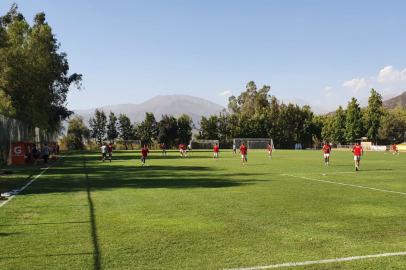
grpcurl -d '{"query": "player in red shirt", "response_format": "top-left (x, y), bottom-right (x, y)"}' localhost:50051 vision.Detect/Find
top-left (239, 143), bottom-right (248, 165)
top-left (352, 142), bottom-right (363, 171)
top-left (392, 144), bottom-right (399, 155)
top-left (322, 142), bottom-right (331, 166)
top-left (267, 143), bottom-right (273, 158)
top-left (179, 144), bottom-right (187, 157)
top-left (141, 145), bottom-right (149, 166)
top-left (213, 143), bottom-right (220, 159)
top-left (108, 143), bottom-right (114, 162)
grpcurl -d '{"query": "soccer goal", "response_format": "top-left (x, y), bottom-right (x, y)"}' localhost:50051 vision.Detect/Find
top-left (191, 139), bottom-right (219, 149)
top-left (233, 138), bottom-right (274, 149)
top-left (115, 140), bottom-right (142, 150)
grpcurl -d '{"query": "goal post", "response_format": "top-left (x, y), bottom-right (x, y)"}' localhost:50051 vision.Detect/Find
top-left (233, 138), bottom-right (274, 149)
top-left (191, 139), bottom-right (219, 149)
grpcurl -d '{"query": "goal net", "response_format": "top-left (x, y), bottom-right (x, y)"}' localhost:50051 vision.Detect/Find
top-left (114, 140), bottom-right (141, 150)
top-left (233, 138), bottom-right (274, 149)
top-left (191, 139), bottom-right (219, 149)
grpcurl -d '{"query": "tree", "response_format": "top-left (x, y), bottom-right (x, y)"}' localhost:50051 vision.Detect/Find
top-left (134, 112), bottom-right (158, 146)
top-left (365, 89), bottom-right (383, 143)
top-left (61, 116), bottom-right (89, 150)
top-left (118, 114), bottom-right (133, 149)
top-left (89, 109), bottom-right (107, 145)
top-left (157, 115), bottom-right (178, 147)
top-left (106, 112), bottom-right (118, 143)
top-left (379, 108), bottom-right (406, 143)
top-left (345, 98), bottom-right (363, 143)
top-left (332, 106), bottom-right (346, 144)
top-left (0, 5), bottom-right (82, 132)
top-left (199, 115), bottom-right (219, 140)
top-left (177, 114), bottom-right (193, 144)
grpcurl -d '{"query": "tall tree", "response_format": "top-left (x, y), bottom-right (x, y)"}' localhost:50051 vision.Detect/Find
top-left (62, 116), bottom-right (89, 150)
top-left (117, 114), bottom-right (133, 149)
top-left (89, 109), bottom-right (107, 145)
top-left (106, 112), bottom-right (118, 143)
top-left (134, 112), bottom-right (158, 146)
top-left (345, 98), bottom-right (363, 143)
top-left (199, 115), bottom-right (219, 140)
top-left (157, 115), bottom-right (178, 147)
top-left (0, 5), bottom-right (81, 132)
top-left (177, 114), bottom-right (193, 144)
top-left (365, 89), bottom-right (383, 143)
top-left (332, 106), bottom-right (346, 144)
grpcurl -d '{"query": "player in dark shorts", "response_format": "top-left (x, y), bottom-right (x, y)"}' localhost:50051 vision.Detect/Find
top-left (141, 145), bottom-right (149, 166)
top-left (108, 143), bottom-right (113, 162)
top-left (160, 143), bottom-right (167, 156)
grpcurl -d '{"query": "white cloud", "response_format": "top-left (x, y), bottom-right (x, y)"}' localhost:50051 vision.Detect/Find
top-left (219, 90), bottom-right (232, 96)
top-left (377, 65), bottom-right (406, 83)
top-left (342, 78), bottom-right (367, 92)
top-left (324, 86), bottom-right (333, 97)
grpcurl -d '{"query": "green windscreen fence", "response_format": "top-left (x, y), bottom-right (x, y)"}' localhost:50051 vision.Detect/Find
top-left (0, 114), bottom-right (34, 165)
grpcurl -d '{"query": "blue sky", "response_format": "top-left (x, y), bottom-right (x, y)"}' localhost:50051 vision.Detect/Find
top-left (1, 1), bottom-right (406, 113)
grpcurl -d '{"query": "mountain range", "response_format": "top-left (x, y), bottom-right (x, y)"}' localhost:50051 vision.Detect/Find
top-left (73, 95), bottom-right (225, 125)
top-left (73, 92), bottom-right (406, 126)
top-left (383, 91), bottom-right (406, 109)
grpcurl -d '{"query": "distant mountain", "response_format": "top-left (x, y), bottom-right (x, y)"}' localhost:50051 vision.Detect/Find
top-left (383, 91), bottom-right (406, 109)
top-left (73, 95), bottom-right (225, 126)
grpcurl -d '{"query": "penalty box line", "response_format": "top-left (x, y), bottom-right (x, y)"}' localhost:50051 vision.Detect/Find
top-left (224, 251), bottom-right (406, 270)
top-left (281, 174), bottom-right (406, 197)
top-left (0, 158), bottom-right (64, 208)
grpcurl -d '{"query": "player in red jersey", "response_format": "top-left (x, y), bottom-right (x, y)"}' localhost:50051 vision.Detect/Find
top-left (141, 145), bottom-right (149, 166)
top-left (392, 144), bottom-right (399, 155)
top-left (267, 143), bottom-right (273, 158)
top-left (107, 143), bottom-right (114, 162)
top-left (179, 144), bottom-right (186, 157)
top-left (213, 143), bottom-right (220, 159)
top-left (322, 142), bottom-right (331, 166)
top-left (352, 142), bottom-right (363, 171)
top-left (239, 143), bottom-right (248, 165)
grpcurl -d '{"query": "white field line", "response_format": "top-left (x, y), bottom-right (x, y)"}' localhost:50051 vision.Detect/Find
top-left (224, 251), bottom-right (406, 270)
top-left (281, 174), bottom-right (406, 196)
top-left (0, 164), bottom-right (54, 208)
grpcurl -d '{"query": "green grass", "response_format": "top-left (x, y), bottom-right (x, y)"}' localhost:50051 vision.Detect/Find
top-left (1, 149), bottom-right (406, 269)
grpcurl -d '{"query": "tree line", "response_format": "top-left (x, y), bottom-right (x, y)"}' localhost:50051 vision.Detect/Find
top-left (63, 112), bottom-right (193, 150)
top-left (65, 81), bottom-right (406, 150)
top-left (198, 81), bottom-right (406, 148)
top-left (0, 5), bottom-right (81, 133)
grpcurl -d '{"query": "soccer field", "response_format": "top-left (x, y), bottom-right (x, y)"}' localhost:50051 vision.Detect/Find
top-left (1, 150), bottom-right (406, 269)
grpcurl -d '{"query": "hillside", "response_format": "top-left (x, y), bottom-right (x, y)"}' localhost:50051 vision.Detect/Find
top-left (73, 95), bottom-right (225, 125)
top-left (383, 91), bottom-right (406, 109)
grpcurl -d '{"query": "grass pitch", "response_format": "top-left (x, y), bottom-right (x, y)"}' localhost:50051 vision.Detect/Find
top-left (1, 149), bottom-right (406, 269)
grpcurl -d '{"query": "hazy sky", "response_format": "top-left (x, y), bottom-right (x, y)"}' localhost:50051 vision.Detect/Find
top-left (1, 1), bottom-right (406, 112)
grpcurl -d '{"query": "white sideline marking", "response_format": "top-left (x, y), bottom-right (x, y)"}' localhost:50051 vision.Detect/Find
top-left (225, 251), bottom-right (406, 270)
top-left (282, 174), bottom-right (406, 196)
top-left (0, 166), bottom-right (52, 208)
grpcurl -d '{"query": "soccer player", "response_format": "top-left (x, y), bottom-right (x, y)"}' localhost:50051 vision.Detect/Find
top-left (213, 143), bottom-right (220, 159)
top-left (352, 142), bottom-right (363, 171)
top-left (239, 142), bottom-right (248, 165)
top-left (179, 144), bottom-right (187, 157)
top-left (107, 143), bottom-right (113, 162)
top-left (392, 144), bottom-right (399, 155)
top-left (160, 143), bottom-right (167, 156)
top-left (267, 143), bottom-right (273, 158)
top-left (141, 145), bottom-right (149, 166)
top-left (232, 143), bottom-right (237, 155)
top-left (322, 142), bottom-right (331, 166)
top-left (100, 143), bottom-right (107, 162)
